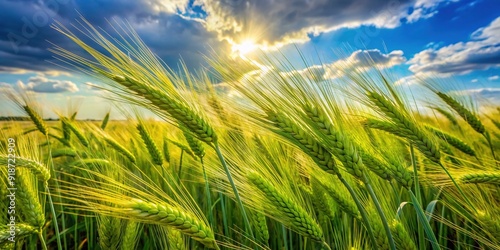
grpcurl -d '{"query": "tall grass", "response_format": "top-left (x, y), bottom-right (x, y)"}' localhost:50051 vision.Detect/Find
top-left (0, 17), bottom-right (498, 250)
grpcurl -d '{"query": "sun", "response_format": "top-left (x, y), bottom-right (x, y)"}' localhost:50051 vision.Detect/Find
top-left (232, 40), bottom-right (258, 56)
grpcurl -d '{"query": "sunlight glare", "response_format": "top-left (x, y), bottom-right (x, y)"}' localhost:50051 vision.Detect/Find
top-left (232, 40), bottom-right (258, 56)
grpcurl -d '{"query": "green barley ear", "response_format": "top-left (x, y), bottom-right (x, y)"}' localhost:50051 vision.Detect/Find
top-left (302, 104), bottom-right (366, 180)
top-left (70, 111), bottom-right (78, 121)
top-left (489, 117), bottom-right (500, 130)
top-left (251, 211), bottom-right (269, 245)
top-left (113, 75), bottom-right (218, 145)
top-left (103, 136), bottom-right (137, 163)
top-left (369, 211), bottom-right (390, 250)
top-left (310, 178), bottom-right (338, 220)
top-left (98, 216), bottom-right (121, 250)
top-left (425, 125), bottom-right (476, 156)
top-left (163, 138), bottom-right (171, 163)
top-left (167, 139), bottom-right (196, 159)
top-left (101, 112), bottom-right (110, 130)
top-left (61, 118), bottom-right (72, 141)
top-left (121, 221), bottom-right (140, 250)
top-left (267, 111), bottom-right (339, 175)
top-left (61, 117), bottom-right (89, 147)
top-left (247, 171), bottom-right (324, 242)
top-left (390, 220), bottom-right (417, 250)
top-left (460, 172), bottom-right (500, 186)
top-left (16, 171), bottom-right (45, 228)
top-left (475, 211), bottom-right (500, 240)
top-left (359, 150), bottom-right (392, 181)
top-left (0, 223), bottom-right (38, 245)
top-left (435, 92), bottom-right (485, 134)
top-left (363, 118), bottom-right (408, 138)
top-left (0, 155), bottom-right (50, 183)
top-left (431, 107), bottom-right (458, 126)
top-left (125, 199), bottom-right (216, 248)
top-left (24, 105), bottom-right (48, 136)
top-left (386, 160), bottom-right (414, 189)
top-left (182, 127), bottom-right (206, 160)
top-left (367, 92), bottom-right (441, 163)
top-left (167, 229), bottom-right (186, 250)
top-left (137, 123), bottom-right (163, 165)
top-left (313, 176), bottom-right (361, 220)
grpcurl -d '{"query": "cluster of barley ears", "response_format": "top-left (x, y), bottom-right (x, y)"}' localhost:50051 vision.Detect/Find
top-left (0, 17), bottom-right (499, 250)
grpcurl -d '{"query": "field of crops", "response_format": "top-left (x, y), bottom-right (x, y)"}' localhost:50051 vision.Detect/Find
top-left (1, 20), bottom-right (500, 250)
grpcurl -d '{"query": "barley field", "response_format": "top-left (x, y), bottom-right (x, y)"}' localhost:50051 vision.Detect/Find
top-left (1, 19), bottom-right (500, 250)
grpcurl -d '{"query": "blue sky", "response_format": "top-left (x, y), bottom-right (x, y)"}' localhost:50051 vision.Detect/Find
top-left (0, 0), bottom-right (499, 119)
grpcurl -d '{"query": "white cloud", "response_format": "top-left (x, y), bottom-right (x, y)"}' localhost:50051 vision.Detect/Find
top-left (488, 75), bottom-right (499, 81)
top-left (471, 78), bottom-right (478, 83)
top-left (454, 88), bottom-right (500, 103)
top-left (324, 49), bottom-right (406, 79)
top-left (278, 49), bottom-right (406, 82)
top-left (408, 17), bottom-right (500, 76)
top-left (19, 76), bottom-right (79, 93)
top-left (192, 0), bottom-right (451, 50)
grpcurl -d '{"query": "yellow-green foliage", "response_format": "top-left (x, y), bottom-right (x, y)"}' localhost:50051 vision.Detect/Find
top-left (0, 17), bottom-right (499, 250)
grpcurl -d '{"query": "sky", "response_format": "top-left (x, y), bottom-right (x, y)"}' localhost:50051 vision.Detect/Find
top-left (0, 0), bottom-right (499, 119)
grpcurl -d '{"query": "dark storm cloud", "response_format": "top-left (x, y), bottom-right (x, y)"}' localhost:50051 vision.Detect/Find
top-left (194, 0), bottom-right (450, 46)
top-left (0, 0), bottom-right (225, 74)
